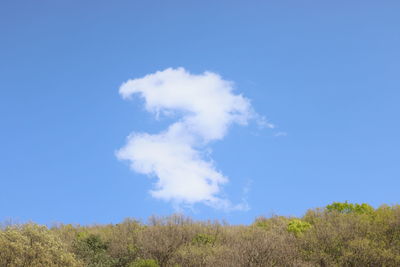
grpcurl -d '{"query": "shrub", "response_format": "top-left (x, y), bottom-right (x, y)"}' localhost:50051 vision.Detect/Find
top-left (73, 233), bottom-right (116, 267)
top-left (287, 219), bottom-right (311, 237)
top-left (191, 233), bottom-right (216, 246)
top-left (0, 223), bottom-right (81, 267)
top-left (129, 258), bottom-right (159, 267)
top-left (326, 201), bottom-right (374, 214)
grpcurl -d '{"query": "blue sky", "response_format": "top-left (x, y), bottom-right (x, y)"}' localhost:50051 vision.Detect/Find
top-left (1, 1), bottom-right (399, 225)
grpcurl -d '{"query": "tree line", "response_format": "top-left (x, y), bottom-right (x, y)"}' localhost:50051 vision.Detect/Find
top-left (1, 202), bottom-right (399, 266)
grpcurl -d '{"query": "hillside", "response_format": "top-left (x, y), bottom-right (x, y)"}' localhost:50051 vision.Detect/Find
top-left (1, 202), bottom-right (399, 267)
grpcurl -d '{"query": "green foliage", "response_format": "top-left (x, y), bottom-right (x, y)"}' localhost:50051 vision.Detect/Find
top-left (253, 216), bottom-right (291, 231)
top-left (253, 217), bottom-right (269, 230)
top-left (287, 219), bottom-right (311, 236)
top-left (129, 258), bottom-right (159, 267)
top-left (191, 233), bottom-right (216, 246)
top-left (73, 233), bottom-right (116, 267)
top-left (79, 233), bottom-right (108, 252)
top-left (326, 201), bottom-right (374, 214)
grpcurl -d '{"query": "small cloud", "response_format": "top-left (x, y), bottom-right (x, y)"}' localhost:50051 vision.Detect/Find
top-left (274, 132), bottom-right (288, 137)
top-left (257, 116), bottom-right (275, 129)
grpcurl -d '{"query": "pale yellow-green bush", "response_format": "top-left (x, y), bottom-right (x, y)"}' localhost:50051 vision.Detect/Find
top-left (0, 223), bottom-right (81, 267)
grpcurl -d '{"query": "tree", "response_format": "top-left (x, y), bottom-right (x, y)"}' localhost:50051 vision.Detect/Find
top-left (0, 223), bottom-right (81, 267)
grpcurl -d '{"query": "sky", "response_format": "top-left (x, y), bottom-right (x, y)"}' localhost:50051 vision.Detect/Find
top-left (1, 1), bottom-right (399, 225)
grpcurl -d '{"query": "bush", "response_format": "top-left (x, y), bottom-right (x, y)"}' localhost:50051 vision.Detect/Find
top-left (191, 233), bottom-right (216, 246)
top-left (129, 258), bottom-right (159, 267)
top-left (0, 223), bottom-right (81, 267)
top-left (326, 201), bottom-right (374, 214)
top-left (73, 233), bottom-right (116, 267)
top-left (287, 219), bottom-right (311, 237)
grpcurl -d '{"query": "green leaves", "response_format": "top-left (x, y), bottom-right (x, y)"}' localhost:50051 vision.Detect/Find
top-left (326, 201), bottom-right (374, 214)
top-left (191, 233), bottom-right (216, 246)
top-left (129, 259), bottom-right (159, 267)
top-left (287, 219), bottom-right (311, 237)
top-left (73, 233), bottom-right (116, 267)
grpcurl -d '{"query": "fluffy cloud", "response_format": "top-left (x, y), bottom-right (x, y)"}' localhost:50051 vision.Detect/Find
top-left (117, 68), bottom-right (261, 209)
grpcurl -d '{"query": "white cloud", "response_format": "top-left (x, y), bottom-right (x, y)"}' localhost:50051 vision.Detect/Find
top-left (117, 68), bottom-right (264, 210)
top-left (274, 131), bottom-right (288, 137)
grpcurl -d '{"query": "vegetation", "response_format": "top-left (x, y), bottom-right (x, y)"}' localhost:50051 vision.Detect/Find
top-left (1, 202), bottom-right (399, 266)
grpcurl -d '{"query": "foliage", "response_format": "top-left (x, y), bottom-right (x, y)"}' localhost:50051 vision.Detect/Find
top-left (252, 217), bottom-right (270, 230)
top-left (0, 223), bottom-right (81, 267)
top-left (287, 219), bottom-right (311, 236)
top-left (191, 233), bottom-right (216, 246)
top-left (73, 233), bottom-right (116, 267)
top-left (129, 259), bottom-right (159, 267)
top-left (326, 201), bottom-right (374, 214)
top-left (1, 202), bottom-right (400, 266)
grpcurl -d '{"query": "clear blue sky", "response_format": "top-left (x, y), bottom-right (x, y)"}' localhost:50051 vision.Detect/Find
top-left (1, 1), bottom-right (399, 225)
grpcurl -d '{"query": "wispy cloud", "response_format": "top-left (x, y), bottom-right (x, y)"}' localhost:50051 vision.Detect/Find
top-left (274, 132), bottom-right (288, 137)
top-left (117, 68), bottom-right (264, 210)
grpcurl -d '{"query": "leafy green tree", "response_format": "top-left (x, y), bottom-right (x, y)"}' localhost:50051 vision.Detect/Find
top-left (326, 201), bottom-right (374, 214)
top-left (287, 219), bottom-right (311, 237)
top-left (73, 233), bottom-right (115, 267)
